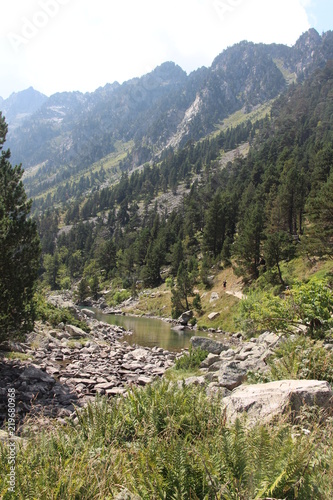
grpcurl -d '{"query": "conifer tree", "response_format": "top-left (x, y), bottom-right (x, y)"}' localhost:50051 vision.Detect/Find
top-left (305, 171), bottom-right (333, 257)
top-left (0, 113), bottom-right (40, 338)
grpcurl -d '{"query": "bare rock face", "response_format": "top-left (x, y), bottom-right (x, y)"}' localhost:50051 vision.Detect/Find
top-left (223, 380), bottom-right (333, 424)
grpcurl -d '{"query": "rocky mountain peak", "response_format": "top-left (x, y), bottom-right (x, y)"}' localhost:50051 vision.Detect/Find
top-left (2, 87), bottom-right (47, 129)
top-left (294, 28), bottom-right (322, 52)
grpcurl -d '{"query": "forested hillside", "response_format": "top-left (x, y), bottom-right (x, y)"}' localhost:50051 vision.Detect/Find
top-left (5, 28), bottom-right (333, 214)
top-left (37, 61), bottom-right (333, 315)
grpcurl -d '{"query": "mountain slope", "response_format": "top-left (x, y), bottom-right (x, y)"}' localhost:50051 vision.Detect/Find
top-left (4, 29), bottom-right (333, 198)
top-left (1, 87), bottom-right (47, 130)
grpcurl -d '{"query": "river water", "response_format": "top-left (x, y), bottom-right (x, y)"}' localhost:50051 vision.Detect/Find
top-left (92, 310), bottom-right (210, 352)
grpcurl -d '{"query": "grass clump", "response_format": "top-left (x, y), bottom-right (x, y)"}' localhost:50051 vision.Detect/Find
top-left (248, 335), bottom-right (333, 385)
top-left (174, 346), bottom-right (208, 370)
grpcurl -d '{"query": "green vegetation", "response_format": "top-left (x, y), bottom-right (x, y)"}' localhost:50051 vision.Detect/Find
top-left (2, 381), bottom-right (333, 499)
top-left (174, 346), bottom-right (208, 370)
top-left (237, 276), bottom-right (333, 339)
top-left (29, 63), bottom-right (332, 338)
top-left (35, 293), bottom-right (89, 332)
top-left (268, 336), bottom-right (333, 384)
top-left (0, 113), bottom-right (40, 340)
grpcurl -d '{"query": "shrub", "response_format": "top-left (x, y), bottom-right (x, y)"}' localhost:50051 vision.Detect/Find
top-left (268, 336), bottom-right (333, 384)
top-left (237, 277), bottom-right (333, 339)
top-left (189, 317), bottom-right (197, 326)
top-left (175, 345), bottom-right (208, 370)
top-left (35, 294), bottom-right (89, 332)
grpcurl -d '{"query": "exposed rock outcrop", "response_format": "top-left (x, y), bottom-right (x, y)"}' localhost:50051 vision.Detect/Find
top-left (223, 380), bottom-right (333, 424)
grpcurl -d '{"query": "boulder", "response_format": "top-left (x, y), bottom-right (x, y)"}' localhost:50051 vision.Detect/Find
top-left (178, 310), bottom-right (193, 325)
top-left (191, 336), bottom-right (228, 354)
top-left (20, 365), bottom-right (56, 384)
top-left (257, 331), bottom-right (281, 348)
top-left (208, 312), bottom-right (220, 321)
top-left (217, 362), bottom-right (247, 390)
top-left (183, 375), bottom-right (206, 386)
top-left (223, 380), bottom-right (333, 424)
top-left (65, 325), bottom-right (87, 338)
top-left (131, 348), bottom-right (148, 361)
top-left (210, 292), bottom-right (219, 303)
top-left (0, 341), bottom-right (25, 353)
top-left (48, 295), bottom-right (75, 310)
top-left (81, 308), bottom-right (95, 318)
top-left (171, 325), bottom-right (185, 332)
top-left (200, 353), bottom-right (221, 368)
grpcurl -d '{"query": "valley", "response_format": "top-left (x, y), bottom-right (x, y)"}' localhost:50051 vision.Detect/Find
top-left (1, 27), bottom-right (333, 499)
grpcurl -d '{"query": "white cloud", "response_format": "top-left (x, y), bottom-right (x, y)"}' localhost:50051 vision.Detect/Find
top-left (0, 0), bottom-right (311, 99)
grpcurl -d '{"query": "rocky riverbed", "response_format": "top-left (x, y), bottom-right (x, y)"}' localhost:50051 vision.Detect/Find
top-left (2, 293), bottom-right (332, 431)
top-left (0, 305), bottom-right (178, 428)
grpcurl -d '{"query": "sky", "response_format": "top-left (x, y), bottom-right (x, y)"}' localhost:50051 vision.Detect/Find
top-left (0, 0), bottom-right (332, 100)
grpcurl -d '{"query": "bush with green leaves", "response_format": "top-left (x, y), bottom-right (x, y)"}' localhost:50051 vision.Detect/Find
top-left (238, 276), bottom-right (333, 338)
top-left (108, 289), bottom-right (131, 306)
top-left (175, 345), bottom-right (208, 370)
top-left (35, 294), bottom-right (89, 332)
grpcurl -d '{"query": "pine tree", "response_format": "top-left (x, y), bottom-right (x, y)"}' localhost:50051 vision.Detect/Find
top-left (0, 113), bottom-right (40, 338)
top-left (305, 171), bottom-right (333, 257)
top-left (170, 239), bottom-right (184, 276)
top-left (234, 201), bottom-right (264, 280)
top-left (171, 261), bottom-right (194, 318)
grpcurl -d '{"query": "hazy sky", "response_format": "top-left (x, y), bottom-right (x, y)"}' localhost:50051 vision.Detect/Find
top-left (1, 0), bottom-right (332, 99)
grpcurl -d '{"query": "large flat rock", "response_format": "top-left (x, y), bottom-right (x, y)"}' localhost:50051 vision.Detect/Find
top-left (223, 379), bottom-right (333, 424)
top-left (190, 336), bottom-right (228, 354)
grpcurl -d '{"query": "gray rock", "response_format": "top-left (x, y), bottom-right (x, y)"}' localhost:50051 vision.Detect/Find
top-left (183, 375), bottom-right (206, 386)
top-left (217, 362), bottom-right (247, 390)
top-left (190, 336), bottom-right (228, 354)
top-left (178, 310), bottom-right (193, 325)
top-left (210, 292), bottom-right (219, 303)
top-left (208, 312), bottom-right (220, 320)
top-left (200, 353), bottom-right (221, 368)
top-left (137, 376), bottom-right (153, 385)
top-left (223, 380), bottom-right (333, 424)
top-left (20, 365), bottom-right (56, 384)
top-left (106, 387), bottom-right (127, 396)
top-left (207, 361), bottom-right (224, 372)
top-left (114, 488), bottom-right (141, 500)
top-left (0, 341), bottom-right (25, 353)
top-left (206, 383), bottom-right (231, 398)
top-left (81, 308), bottom-right (96, 318)
top-left (94, 382), bottom-right (117, 390)
top-left (65, 325), bottom-right (87, 338)
top-left (131, 348), bottom-right (148, 361)
top-left (257, 331), bottom-right (281, 347)
top-left (171, 325), bottom-right (185, 332)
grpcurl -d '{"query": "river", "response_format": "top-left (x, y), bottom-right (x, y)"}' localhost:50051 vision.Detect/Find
top-left (91, 310), bottom-right (210, 352)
